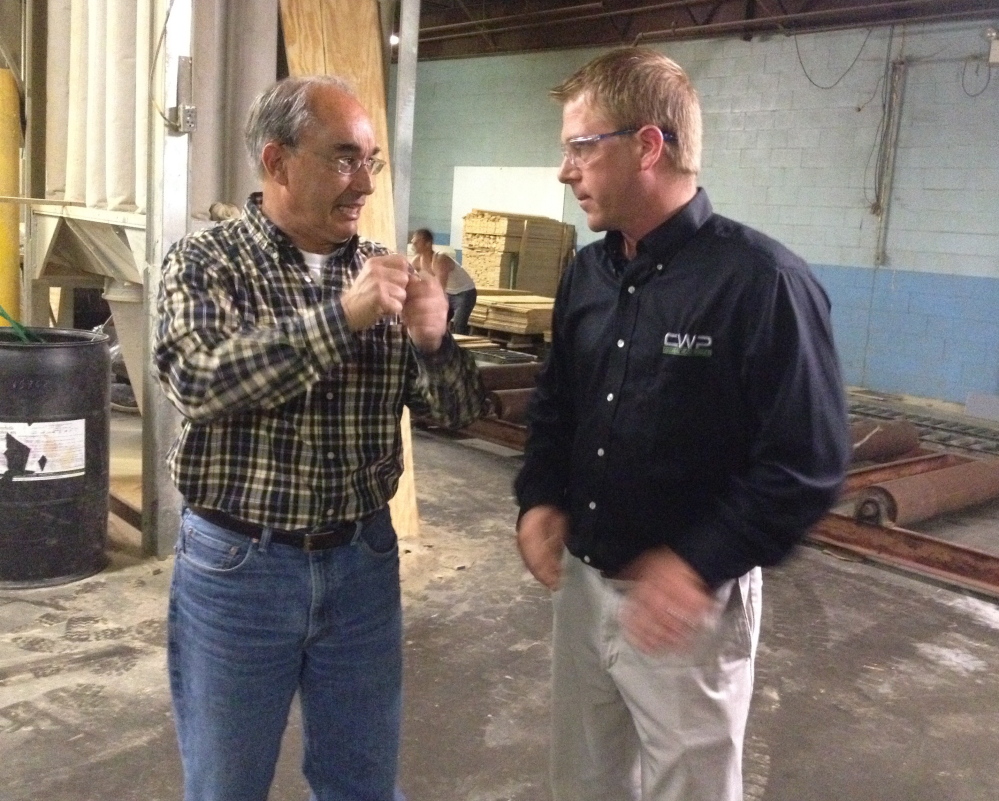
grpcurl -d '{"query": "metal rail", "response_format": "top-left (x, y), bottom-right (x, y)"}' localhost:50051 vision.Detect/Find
top-left (851, 401), bottom-right (999, 456)
top-left (810, 513), bottom-right (999, 599)
top-left (439, 389), bottom-right (999, 596)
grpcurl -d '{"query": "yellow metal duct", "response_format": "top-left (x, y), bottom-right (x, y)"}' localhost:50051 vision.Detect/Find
top-left (0, 69), bottom-right (21, 323)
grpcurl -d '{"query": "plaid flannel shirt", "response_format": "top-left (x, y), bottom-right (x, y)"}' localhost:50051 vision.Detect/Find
top-left (155, 194), bottom-right (485, 528)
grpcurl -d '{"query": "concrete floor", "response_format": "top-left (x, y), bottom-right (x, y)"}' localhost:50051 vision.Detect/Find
top-left (2, 427), bottom-right (999, 800)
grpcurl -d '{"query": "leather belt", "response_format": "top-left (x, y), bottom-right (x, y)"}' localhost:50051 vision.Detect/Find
top-left (188, 506), bottom-right (360, 551)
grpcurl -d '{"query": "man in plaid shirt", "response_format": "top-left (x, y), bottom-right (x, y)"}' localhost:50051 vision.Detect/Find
top-left (155, 75), bottom-right (484, 801)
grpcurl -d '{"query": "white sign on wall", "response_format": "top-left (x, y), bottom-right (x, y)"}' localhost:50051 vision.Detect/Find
top-left (450, 166), bottom-right (565, 249)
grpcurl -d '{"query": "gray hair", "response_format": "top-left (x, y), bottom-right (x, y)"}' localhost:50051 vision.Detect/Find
top-left (244, 75), bottom-right (356, 177)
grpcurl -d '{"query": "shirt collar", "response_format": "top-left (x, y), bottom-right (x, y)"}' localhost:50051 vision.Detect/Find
top-left (605, 187), bottom-right (713, 272)
top-left (243, 192), bottom-right (359, 263)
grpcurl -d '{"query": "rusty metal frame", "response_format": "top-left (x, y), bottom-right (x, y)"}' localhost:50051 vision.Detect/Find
top-left (809, 451), bottom-right (999, 598)
top-left (840, 451), bottom-right (966, 497)
top-left (462, 417), bottom-right (528, 451)
top-left (452, 409), bottom-right (999, 596)
top-left (809, 513), bottom-right (999, 599)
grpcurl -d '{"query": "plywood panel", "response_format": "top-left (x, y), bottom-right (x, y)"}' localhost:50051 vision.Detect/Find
top-left (280, 0), bottom-right (395, 249)
top-left (279, 0), bottom-right (418, 538)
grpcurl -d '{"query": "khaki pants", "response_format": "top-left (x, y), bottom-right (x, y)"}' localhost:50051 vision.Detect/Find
top-left (550, 555), bottom-right (762, 801)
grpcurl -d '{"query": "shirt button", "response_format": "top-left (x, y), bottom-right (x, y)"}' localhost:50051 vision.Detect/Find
top-left (304, 276), bottom-right (313, 283)
top-left (617, 339), bottom-right (624, 348)
top-left (588, 501), bottom-right (596, 510)
top-left (628, 285), bottom-right (635, 294)
top-left (583, 555), bottom-right (591, 564)
top-left (597, 448), bottom-right (604, 457)
top-left (606, 393), bottom-right (614, 402)
top-left (657, 263), bottom-right (663, 271)
top-left (326, 392), bottom-right (334, 400)
top-left (326, 451), bottom-right (334, 459)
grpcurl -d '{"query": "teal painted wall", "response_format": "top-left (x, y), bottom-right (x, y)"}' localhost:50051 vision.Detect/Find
top-left (393, 21), bottom-right (999, 405)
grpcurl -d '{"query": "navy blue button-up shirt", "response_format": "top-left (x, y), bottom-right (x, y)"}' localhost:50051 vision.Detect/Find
top-left (515, 189), bottom-right (850, 587)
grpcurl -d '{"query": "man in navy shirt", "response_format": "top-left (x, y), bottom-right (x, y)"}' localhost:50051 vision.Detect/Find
top-left (515, 47), bottom-right (850, 801)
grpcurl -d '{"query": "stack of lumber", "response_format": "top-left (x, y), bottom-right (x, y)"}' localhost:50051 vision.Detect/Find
top-left (452, 333), bottom-right (500, 351)
top-left (468, 292), bottom-right (554, 335)
top-left (462, 209), bottom-right (574, 296)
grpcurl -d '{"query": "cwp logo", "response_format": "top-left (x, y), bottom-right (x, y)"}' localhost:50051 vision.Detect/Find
top-left (663, 332), bottom-right (713, 357)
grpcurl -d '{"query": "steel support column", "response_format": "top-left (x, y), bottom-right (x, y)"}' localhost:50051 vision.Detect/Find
top-left (393, 0), bottom-right (420, 254)
top-left (142, 0), bottom-right (190, 557)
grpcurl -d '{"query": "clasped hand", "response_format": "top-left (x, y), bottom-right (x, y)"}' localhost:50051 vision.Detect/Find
top-left (516, 506), bottom-right (717, 654)
top-left (340, 254), bottom-right (448, 353)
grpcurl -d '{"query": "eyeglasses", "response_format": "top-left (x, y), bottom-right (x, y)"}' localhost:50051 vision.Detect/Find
top-left (299, 148), bottom-right (387, 176)
top-left (559, 127), bottom-right (678, 168)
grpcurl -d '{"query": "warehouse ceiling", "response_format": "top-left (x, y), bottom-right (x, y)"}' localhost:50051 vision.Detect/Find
top-left (412, 0), bottom-right (999, 60)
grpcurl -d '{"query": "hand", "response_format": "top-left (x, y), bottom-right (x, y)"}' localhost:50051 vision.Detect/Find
top-left (340, 254), bottom-right (410, 332)
top-left (401, 264), bottom-right (449, 353)
top-left (516, 505), bottom-right (569, 590)
top-left (618, 548), bottom-right (716, 653)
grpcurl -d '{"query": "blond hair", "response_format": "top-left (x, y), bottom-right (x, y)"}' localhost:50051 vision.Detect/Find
top-left (551, 47), bottom-right (701, 175)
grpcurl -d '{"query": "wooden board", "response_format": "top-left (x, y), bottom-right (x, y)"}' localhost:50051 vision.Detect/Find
top-left (462, 209), bottom-right (573, 298)
top-left (280, 0), bottom-right (396, 251)
top-left (462, 248), bottom-right (515, 289)
top-left (476, 287), bottom-right (535, 297)
top-left (464, 208), bottom-right (565, 236)
top-left (280, 0), bottom-right (419, 538)
top-left (453, 333), bottom-right (500, 350)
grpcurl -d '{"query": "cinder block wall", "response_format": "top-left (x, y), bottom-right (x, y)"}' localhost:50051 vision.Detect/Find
top-left (395, 22), bottom-right (999, 405)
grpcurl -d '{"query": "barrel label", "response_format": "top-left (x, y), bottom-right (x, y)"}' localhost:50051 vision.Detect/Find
top-left (0, 420), bottom-right (86, 482)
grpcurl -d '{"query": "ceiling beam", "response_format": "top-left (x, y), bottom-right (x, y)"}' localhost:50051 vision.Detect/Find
top-left (421, 0), bottom-right (723, 43)
top-left (421, 2), bottom-right (604, 34)
top-left (453, 0), bottom-right (498, 50)
top-left (635, 0), bottom-right (999, 42)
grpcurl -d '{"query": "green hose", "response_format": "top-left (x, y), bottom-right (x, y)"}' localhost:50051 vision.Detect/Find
top-left (0, 302), bottom-right (43, 343)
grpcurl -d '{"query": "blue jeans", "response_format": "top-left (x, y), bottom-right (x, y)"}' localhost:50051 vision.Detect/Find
top-left (168, 507), bottom-right (403, 801)
top-left (447, 288), bottom-right (477, 335)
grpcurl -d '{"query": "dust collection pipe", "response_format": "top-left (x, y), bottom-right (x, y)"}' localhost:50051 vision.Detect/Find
top-left (0, 69), bottom-right (20, 323)
top-left (488, 388), bottom-right (534, 424)
top-left (850, 418), bottom-right (921, 463)
top-left (854, 458), bottom-right (999, 527)
top-left (478, 362), bottom-right (542, 392)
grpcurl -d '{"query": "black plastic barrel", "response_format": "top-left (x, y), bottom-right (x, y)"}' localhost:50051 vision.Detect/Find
top-left (0, 327), bottom-right (111, 587)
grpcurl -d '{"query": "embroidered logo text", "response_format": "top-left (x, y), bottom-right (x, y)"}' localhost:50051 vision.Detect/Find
top-left (663, 332), bottom-right (713, 357)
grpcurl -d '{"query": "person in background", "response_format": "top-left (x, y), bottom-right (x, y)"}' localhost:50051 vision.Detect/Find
top-left (410, 228), bottom-right (477, 334)
top-left (514, 47), bottom-right (851, 801)
top-left (155, 74), bottom-right (485, 801)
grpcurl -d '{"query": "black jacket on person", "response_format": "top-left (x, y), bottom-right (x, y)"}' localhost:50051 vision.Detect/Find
top-left (514, 189), bottom-right (851, 588)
